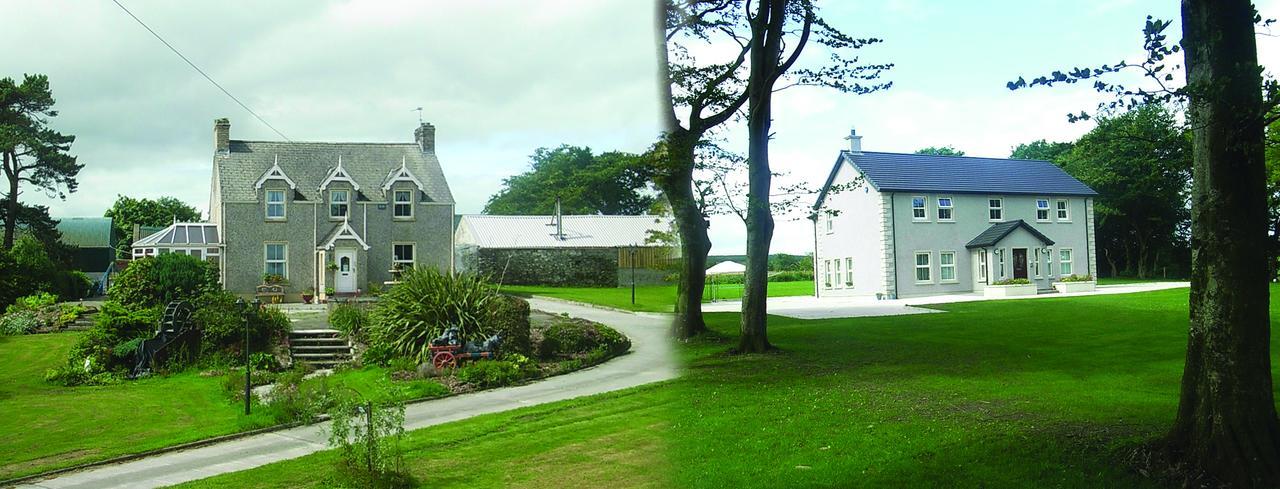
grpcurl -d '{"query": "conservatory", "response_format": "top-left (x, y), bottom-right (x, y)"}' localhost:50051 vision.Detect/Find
top-left (131, 222), bottom-right (222, 264)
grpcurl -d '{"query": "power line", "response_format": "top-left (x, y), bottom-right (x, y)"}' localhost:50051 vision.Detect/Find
top-left (110, 0), bottom-right (291, 141)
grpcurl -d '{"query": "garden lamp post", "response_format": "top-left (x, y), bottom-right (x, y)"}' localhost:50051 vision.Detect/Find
top-left (629, 245), bottom-right (637, 305)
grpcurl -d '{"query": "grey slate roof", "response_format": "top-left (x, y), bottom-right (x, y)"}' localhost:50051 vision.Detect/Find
top-left (456, 215), bottom-right (673, 249)
top-left (814, 151), bottom-right (1096, 209)
top-left (216, 141), bottom-right (454, 204)
top-left (965, 219), bottom-right (1054, 248)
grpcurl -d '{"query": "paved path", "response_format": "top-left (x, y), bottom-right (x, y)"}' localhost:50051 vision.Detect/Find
top-left (703, 281), bottom-right (1190, 319)
top-left (20, 299), bottom-right (675, 489)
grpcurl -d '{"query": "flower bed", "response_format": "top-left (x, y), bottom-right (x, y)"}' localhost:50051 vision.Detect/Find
top-left (984, 279), bottom-right (1037, 298)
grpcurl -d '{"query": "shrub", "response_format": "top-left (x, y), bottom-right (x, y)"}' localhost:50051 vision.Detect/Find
top-left (368, 268), bottom-right (497, 362)
top-left (769, 270), bottom-right (813, 282)
top-left (52, 270), bottom-right (94, 301)
top-left (991, 278), bottom-right (1032, 286)
top-left (535, 317), bottom-right (630, 360)
top-left (8, 292), bottom-right (58, 313)
top-left (0, 310), bottom-right (40, 336)
top-left (66, 301), bottom-right (162, 374)
top-left (327, 395), bottom-right (410, 488)
top-left (487, 295), bottom-right (531, 356)
top-left (1059, 274), bottom-right (1095, 283)
top-left (194, 290), bottom-right (289, 359)
top-left (330, 303), bottom-right (370, 341)
top-left (110, 254), bottom-right (218, 309)
top-left (454, 360), bottom-right (524, 388)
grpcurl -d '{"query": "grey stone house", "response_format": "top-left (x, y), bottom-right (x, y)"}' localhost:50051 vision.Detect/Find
top-left (454, 213), bottom-right (675, 287)
top-left (812, 130), bottom-right (1098, 299)
top-left (208, 118), bottom-right (454, 300)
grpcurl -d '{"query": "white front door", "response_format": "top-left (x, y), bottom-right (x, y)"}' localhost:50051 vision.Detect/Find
top-left (335, 249), bottom-right (357, 293)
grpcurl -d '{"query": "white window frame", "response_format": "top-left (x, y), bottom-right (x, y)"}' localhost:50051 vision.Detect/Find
top-left (936, 196), bottom-right (954, 222)
top-left (265, 189), bottom-right (287, 220)
top-left (393, 189), bottom-right (414, 219)
top-left (1032, 248), bottom-right (1041, 278)
top-left (939, 251), bottom-right (957, 283)
top-left (988, 198), bottom-right (1003, 222)
top-left (1046, 247), bottom-right (1056, 278)
top-left (1056, 199), bottom-right (1071, 222)
top-left (1035, 198), bottom-right (1050, 222)
top-left (825, 214), bottom-right (833, 234)
top-left (914, 251), bottom-right (933, 284)
top-left (997, 248), bottom-right (1006, 279)
top-left (392, 242), bottom-right (416, 269)
top-left (1060, 248), bottom-right (1073, 276)
top-left (911, 196), bottom-right (928, 221)
top-left (824, 260), bottom-right (833, 287)
top-left (844, 257), bottom-right (853, 287)
top-left (978, 250), bottom-right (988, 282)
top-left (833, 259), bottom-right (842, 288)
top-left (329, 189), bottom-right (350, 219)
top-left (264, 242), bottom-right (288, 279)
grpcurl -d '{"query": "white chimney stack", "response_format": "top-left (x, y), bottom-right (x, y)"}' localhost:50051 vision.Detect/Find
top-left (845, 128), bottom-right (862, 154)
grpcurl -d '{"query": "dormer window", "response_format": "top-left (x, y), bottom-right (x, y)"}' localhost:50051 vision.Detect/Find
top-left (330, 189), bottom-right (349, 218)
top-left (266, 189), bottom-right (286, 220)
top-left (393, 189), bottom-right (413, 219)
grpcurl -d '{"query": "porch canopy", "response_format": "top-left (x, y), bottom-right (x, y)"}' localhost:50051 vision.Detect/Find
top-left (964, 219), bottom-right (1054, 249)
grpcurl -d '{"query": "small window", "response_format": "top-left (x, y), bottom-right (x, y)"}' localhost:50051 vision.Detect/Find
top-left (988, 198), bottom-right (1003, 221)
top-left (1056, 199), bottom-right (1070, 221)
top-left (1046, 247), bottom-right (1055, 277)
top-left (844, 257), bottom-right (853, 287)
top-left (393, 243), bottom-right (415, 269)
top-left (330, 190), bottom-right (349, 218)
top-left (265, 243), bottom-right (287, 278)
top-left (393, 190), bottom-right (413, 219)
top-left (1060, 248), bottom-right (1073, 276)
top-left (939, 251), bottom-right (956, 282)
top-left (978, 250), bottom-right (988, 281)
top-left (915, 252), bottom-right (932, 283)
top-left (824, 260), bottom-right (832, 287)
top-left (1032, 248), bottom-right (1041, 277)
top-left (1036, 199), bottom-right (1050, 221)
top-left (825, 214), bottom-right (833, 233)
top-left (997, 249), bottom-right (1005, 278)
top-left (937, 197), bottom-right (953, 221)
top-left (266, 189), bottom-right (286, 220)
top-left (912, 196), bottom-right (927, 221)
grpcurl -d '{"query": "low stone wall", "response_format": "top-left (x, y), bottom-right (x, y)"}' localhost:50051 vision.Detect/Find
top-left (476, 248), bottom-right (619, 287)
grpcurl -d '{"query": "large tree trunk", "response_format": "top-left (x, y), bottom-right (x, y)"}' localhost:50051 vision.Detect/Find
top-left (657, 132), bottom-right (712, 339)
top-left (1105, 247), bottom-right (1119, 278)
top-left (3, 151), bottom-right (16, 249)
top-left (1166, 0), bottom-right (1280, 485)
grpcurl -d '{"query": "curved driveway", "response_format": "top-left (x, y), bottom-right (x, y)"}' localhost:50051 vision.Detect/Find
top-left (21, 298), bottom-right (675, 489)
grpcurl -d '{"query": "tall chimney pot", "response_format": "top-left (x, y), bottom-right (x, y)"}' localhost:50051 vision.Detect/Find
top-left (414, 122), bottom-right (436, 153)
top-left (214, 118), bottom-right (231, 155)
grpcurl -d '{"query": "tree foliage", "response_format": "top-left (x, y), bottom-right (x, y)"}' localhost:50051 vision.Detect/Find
top-left (913, 146), bottom-right (965, 157)
top-left (0, 74), bottom-right (80, 248)
top-left (103, 195), bottom-right (201, 257)
top-left (1009, 139), bottom-right (1074, 162)
top-left (483, 145), bottom-right (655, 215)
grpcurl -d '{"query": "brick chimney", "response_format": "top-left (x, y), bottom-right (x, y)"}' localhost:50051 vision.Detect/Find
top-left (214, 118), bottom-right (230, 155)
top-left (414, 122), bottom-right (435, 153)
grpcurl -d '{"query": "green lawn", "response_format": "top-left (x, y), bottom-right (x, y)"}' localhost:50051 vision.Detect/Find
top-left (175, 286), bottom-right (1275, 488)
top-left (503, 280), bottom-right (814, 313)
top-left (0, 333), bottom-right (283, 480)
top-left (1098, 276), bottom-right (1183, 285)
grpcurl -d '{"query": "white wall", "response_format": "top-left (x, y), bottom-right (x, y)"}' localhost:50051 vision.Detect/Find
top-left (814, 162), bottom-right (886, 298)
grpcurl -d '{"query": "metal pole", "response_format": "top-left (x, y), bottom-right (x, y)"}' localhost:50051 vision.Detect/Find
top-left (245, 298), bottom-right (261, 415)
top-left (630, 247), bottom-right (636, 305)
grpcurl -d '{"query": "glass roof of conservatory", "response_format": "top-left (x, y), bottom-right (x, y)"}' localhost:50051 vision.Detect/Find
top-left (132, 222), bottom-right (220, 247)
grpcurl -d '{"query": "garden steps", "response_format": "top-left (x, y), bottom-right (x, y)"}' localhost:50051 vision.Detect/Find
top-left (287, 329), bottom-right (352, 368)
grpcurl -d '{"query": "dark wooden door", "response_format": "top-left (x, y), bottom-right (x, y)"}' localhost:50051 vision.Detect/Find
top-left (1012, 248), bottom-right (1028, 279)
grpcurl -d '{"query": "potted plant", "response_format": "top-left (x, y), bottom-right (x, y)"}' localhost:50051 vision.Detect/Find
top-left (1052, 274), bottom-right (1096, 293)
top-left (302, 287), bottom-right (315, 304)
top-left (984, 278), bottom-right (1037, 298)
top-left (327, 262), bottom-right (339, 272)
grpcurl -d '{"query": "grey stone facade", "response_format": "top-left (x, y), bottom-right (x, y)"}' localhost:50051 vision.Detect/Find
top-left (472, 248), bottom-right (618, 287)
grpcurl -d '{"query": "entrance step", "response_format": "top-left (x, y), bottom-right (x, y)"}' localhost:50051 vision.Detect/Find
top-left (287, 329), bottom-right (353, 368)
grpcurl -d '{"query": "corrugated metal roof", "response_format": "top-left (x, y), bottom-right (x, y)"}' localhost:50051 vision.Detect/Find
top-left (217, 140), bottom-right (454, 204)
top-left (456, 215), bottom-right (673, 249)
top-left (965, 220), bottom-right (1055, 248)
top-left (814, 151), bottom-right (1096, 209)
top-left (133, 222), bottom-right (220, 247)
top-left (56, 217), bottom-right (115, 248)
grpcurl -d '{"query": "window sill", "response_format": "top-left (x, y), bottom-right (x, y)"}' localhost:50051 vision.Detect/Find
top-left (1057, 220), bottom-right (1073, 224)
top-left (940, 280), bottom-right (959, 284)
top-left (392, 217), bottom-right (415, 222)
top-left (915, 281), bottom-right (936, 285)
top-left (936, 220), bottom-right (955, 224)
top-left (265, 218), bottom-right (287, 222)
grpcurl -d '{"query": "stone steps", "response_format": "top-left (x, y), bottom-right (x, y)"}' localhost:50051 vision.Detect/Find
top-left (288, 329), bottom-right (352, 368)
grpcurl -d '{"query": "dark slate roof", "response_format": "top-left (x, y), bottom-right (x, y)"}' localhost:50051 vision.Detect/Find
top-left (56, 217), bottom-right (115, 248)
top-left (965, 220), bottom-right (1055, 248)
top-left (813, 151), bottom-right (1096, 209)
top-left (216, 140), bottom-right (453, 204)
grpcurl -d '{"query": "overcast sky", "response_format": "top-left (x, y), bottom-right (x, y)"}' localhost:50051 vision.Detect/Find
top-left (5, 1), bottom-right (1280, 256)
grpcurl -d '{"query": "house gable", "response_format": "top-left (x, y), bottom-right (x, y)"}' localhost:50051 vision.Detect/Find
top-left (253, 156), bottom-right (298, 190)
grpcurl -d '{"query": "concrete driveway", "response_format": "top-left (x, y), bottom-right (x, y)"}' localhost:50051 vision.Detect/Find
top-left (702, 281), bottom-right (1190, 319)
top-left (19, 298), bottom-right (675, 489)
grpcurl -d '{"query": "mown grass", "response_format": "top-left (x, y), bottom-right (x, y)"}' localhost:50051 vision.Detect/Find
top-left (175, 284), bottom-right (1273, 488)
top-left (503, 280), bottom-right (814, 313)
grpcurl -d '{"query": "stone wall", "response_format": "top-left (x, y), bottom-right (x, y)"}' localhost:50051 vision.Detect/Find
top-left (476, 248), bottom-right (619, 287)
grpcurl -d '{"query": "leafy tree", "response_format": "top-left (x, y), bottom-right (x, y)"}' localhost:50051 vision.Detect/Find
top-left (1011, 5), bottom-right (1280, 484)
top-left (1010, 140), bottom-right (1074, 162)
top-left (484, 145), bottom-right (655, 215)
top-left (913, 146), bottom-right (965, 156)
top-left (103, 195), bottom-right (201, 257)
top-left (1058, 104), bottom-right (1191, 279)
top-left (0, 199), bottom-right (72, 266)
top-left (0, 74), bottom-right (81, 248)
